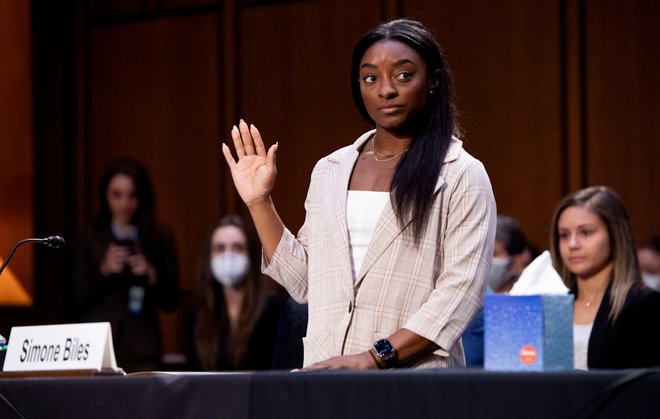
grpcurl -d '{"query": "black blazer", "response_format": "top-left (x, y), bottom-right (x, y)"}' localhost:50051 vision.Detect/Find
top-left (588, 284), bottom-right (660, 369)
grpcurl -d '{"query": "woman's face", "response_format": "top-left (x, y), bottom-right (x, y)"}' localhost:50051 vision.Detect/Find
top-left (557, 205), bottom-right (612, 279)
top-left (210, 225), bottom-right (249, 259)
top-left (358, 40), bottom-right (435, 136)
top-left (106, 174), bottom-right (138, 225)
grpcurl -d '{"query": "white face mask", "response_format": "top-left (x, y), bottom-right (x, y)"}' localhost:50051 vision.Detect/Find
top-left (642, 273), bottom-right (660, 292)
top-left (211, 253), bottom-right (249, 287)
top-left (488, 256), bottom-right (511, 291)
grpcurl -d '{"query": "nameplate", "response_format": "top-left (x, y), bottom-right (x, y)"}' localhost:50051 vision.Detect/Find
top-left (3, 322), bottom-right (120, 373)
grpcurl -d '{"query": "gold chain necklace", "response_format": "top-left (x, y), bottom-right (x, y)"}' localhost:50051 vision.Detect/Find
top-left (370, 138), bottom-right (409, 162)
top-left (580, 292), bottom-right (603, 308)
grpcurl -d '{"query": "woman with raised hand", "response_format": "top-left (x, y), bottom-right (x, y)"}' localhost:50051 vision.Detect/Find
top-left (222, 19), bottom-right (496, 369)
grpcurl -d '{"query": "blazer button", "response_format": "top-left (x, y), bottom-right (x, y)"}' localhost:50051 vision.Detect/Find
top-left (348, 301), bottom-right (353, 313)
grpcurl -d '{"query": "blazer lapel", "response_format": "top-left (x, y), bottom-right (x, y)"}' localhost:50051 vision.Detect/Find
top-left (588, 287), bottom-right (612, 367)
top-left (326, 142), bottom-right (362, 286)
top-left (354, 137), bottom-right (462, 286)
top-left (344, 135), bottom-right (463, 287)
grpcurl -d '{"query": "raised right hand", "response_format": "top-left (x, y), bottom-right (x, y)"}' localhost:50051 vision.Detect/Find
top-left (222, 119), bottom-right (278, 206)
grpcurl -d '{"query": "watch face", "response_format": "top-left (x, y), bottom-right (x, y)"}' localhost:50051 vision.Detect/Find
top-left (374, 338), bottom-right (394, 358)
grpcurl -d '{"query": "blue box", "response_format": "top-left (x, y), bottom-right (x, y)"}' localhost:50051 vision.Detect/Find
top-left (484, 294), bottom-right (574, 371)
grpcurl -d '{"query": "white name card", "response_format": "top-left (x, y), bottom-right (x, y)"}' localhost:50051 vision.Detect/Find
top-left (3, 322), bottom-right (120, 373)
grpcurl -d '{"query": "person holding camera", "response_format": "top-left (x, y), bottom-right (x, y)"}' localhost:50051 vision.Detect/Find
top-left (72, 158), bottom-right (180, 372)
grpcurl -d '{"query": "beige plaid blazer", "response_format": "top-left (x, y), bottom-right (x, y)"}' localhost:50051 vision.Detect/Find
top-left (263, 130), bottom-right (496, 368)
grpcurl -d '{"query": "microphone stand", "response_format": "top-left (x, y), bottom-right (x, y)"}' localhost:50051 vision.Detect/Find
top-left (0, 236), bottom-right (65, 276)
top-left (0, 236), bottom-right (64, 368)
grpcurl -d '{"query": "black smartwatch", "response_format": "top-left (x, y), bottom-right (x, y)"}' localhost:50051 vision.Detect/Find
top-left (372, 338), bottom-right (398, 369)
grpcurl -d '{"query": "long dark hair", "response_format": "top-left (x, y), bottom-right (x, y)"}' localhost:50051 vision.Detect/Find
top-left (351, 19), bottom-right (458, 242)
top-left (550, 186), bottom-right (642, 320)
top-left (94, 158), bottom-right (156, 239)
top-left (194, 214), bottom-right (266, 370)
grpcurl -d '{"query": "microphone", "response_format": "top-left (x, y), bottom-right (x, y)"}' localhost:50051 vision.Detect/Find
top-left (0, 236), bottom-right (65, 276)
top-left (41, 235), bottom-right (66, 249)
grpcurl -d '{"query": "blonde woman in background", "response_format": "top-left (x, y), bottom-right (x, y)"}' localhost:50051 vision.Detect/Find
top-left (550, 185), bottom-right (660, 370)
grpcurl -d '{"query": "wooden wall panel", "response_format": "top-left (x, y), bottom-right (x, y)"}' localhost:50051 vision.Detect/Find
top-left (162, 0), bottom-right (216, 9)
top-left (584, 0), bottom-right (660, 242)
top-left (88, 14), bottom-right (221, 351)
top-left (0, 0), bottom-right (34, 302)
top-left (237, 0), bottom-right (384, 231)
top-left (22, 0), bottom-right (658, 359)
top-left (89, 0), bottom-right (217, 18)
top-left (89, 14), bottom-right (221, 287)
top-left (89, 0), bottom-right (142, 17)
top-left (404, 0), bottom-right (563, 249)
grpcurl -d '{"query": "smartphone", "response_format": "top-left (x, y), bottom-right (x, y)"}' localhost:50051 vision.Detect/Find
top-left (114, 238), bottom-right (140, 255)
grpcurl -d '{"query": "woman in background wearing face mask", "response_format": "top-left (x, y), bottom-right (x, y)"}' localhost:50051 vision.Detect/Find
top-left (488, 216), bottom-right (535, 293)
top-left (192, 214), bottom-right (287, 371)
